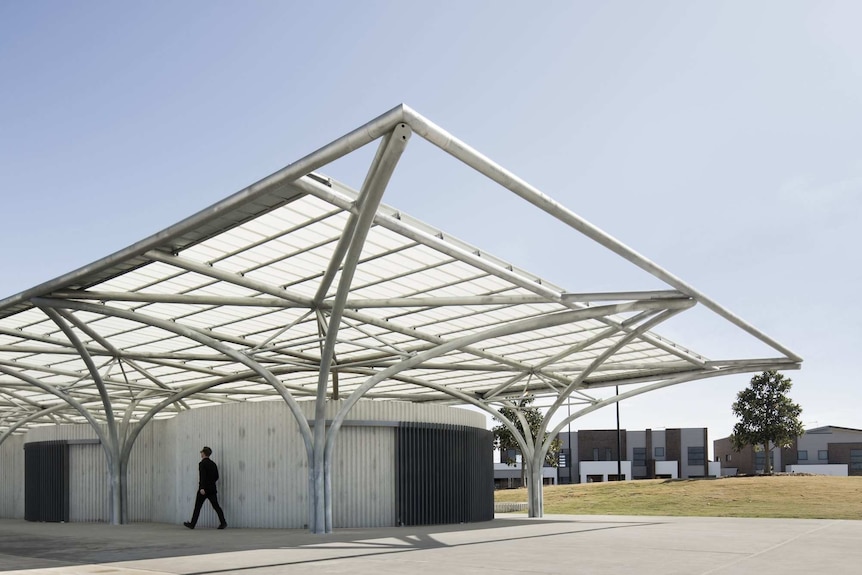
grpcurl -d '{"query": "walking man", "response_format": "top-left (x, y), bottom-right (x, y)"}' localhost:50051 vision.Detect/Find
top-left (184, 446), bottom-right (227, 529)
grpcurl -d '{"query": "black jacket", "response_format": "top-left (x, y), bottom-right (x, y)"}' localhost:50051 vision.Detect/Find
top-left (198, 457), bottom-right (220, 493)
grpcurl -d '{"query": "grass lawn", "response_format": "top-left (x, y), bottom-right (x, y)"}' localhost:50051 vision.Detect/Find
top-left (494, 475), bottom-right (862, 520)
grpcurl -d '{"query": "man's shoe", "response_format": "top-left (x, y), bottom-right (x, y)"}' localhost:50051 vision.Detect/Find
top-left (217, 523), bottom-right (227, 529)
top-left (183, 522), bottom-right (194, 529)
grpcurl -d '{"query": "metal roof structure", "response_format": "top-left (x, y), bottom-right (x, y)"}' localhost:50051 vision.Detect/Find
top-left (0, 104), bottom-right (800, 531)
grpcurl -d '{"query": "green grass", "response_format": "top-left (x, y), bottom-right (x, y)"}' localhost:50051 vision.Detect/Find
top-left (495, 475), bottom-right (862, 520)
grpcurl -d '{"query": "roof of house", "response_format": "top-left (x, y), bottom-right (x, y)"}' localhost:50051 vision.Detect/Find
top-left (805, 426), bottom-right (862, 434)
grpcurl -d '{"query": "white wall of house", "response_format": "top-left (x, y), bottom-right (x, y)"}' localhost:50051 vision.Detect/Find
top-left (579, 460), bottom-right (632, 483)
top-left (655, 460), bottom-right (678, 479)
top-left (494, 463), bottom-right (558, 485)
top-left (786, 464), bottom-right (848, 476)
top-left (707, 461), bottom-right (721, 477)
top-left (0, 434), bottom-right (24, 519)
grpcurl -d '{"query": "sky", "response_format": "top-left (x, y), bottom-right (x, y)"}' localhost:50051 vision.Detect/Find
top-left (1, 1), bottom-right (860, 449)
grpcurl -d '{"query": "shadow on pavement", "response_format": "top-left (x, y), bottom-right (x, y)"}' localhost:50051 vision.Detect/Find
top-left (0, 516), bottom-right (662, 572)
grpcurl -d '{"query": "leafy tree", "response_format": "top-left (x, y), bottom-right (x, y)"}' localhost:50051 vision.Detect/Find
top-left (730, 370), bottom-right (804, 474)
top-left (492, 397), bottom-right (562, 486)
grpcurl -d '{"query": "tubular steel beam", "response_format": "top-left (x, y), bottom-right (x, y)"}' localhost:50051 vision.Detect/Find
top-left (37, 305), bottom-right (126, 524)
top-left (313, 132), bottom-right (394, 304)
top-left (400, 105), bottom-right (801, 363)
top-left (292, 176), bottom-right (711, 369)
top-left (560, 290), bottom-right (685, 302)
top-left (315, 122), bottom-right (412, 534)
top-left (0, 365), bottom-right (114, 449)
top-left (32, 296), bottom-right (318, 528)
top-left (141, 249), bottom-right (563, 385)
top-left (321, 298), bottom-right (690, 529)
top-left (529, 306), bottom-right (691, 518)
top-left (0, 104), bottom-right (408, 318)
top-left (0, 401), bottom-right (100, 448)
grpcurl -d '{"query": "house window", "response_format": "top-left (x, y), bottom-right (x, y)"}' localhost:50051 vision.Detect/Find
top-left (725, 454), bottom-right (732, 462)
top-left (605, 448), bottom-right (613, 461)
top-left (754, 451), bottom-right (774, 471)
top-left (593, 448), bottom-right (599, 461)
top-left (688, 446), bottom-right (705, 466)
top-left (818, 450), bottom-right (829, 461)
top-left (654, 446), bottom-right (665, 458)
top-left (851, 449), bottom-right (862, 471)
top-left (633, 447), bottom-right (646, 466)
top-left (798, 450), bottom-right (808, 460)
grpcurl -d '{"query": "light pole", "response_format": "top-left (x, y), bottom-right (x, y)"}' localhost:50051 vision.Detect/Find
top-left (616, 386), bottom-right (622, 481)
top-left (567, 399), bottom-right (572, 483)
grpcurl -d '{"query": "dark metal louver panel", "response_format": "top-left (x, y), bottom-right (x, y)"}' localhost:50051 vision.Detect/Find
top-left (24, 440), bottom-right (70, 522)
top-left (395, 423), bottom-right (493, 526)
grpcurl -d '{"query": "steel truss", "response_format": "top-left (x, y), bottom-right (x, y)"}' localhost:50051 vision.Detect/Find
top-left (0, 105), bottom-right (800, 532)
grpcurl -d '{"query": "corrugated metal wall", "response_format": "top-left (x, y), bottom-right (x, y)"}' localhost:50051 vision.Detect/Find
top-left (167, 400), bottom-right (482, 528)
top-left (69, 443), bottom-right (108, 522)
top-left (21, 423), bottom-right (157, 522)
top-left (0, 435), bottom-right (25, 519)
top-left (395, 423), bottom-right (493, 526)
top-left (1, 400), bottom-right (489, 527)
top-left (319, 400), bottom-right (485, 427)
top-left (127, 422), bottom-right (155, 522)
top-left (331, 426), bottom-right (395, 528)
top-left (177, 401), bottom-right (310, 529)
top-left (27, 426), bottom-right (103, 522)
top-left (150, 416), bottom-right (179, 524)
top-left (24, 441), bottom-right (69, 522)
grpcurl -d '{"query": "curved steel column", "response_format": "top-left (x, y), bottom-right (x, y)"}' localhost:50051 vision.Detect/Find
top-left (313, 123), bottom-right (411, 533)
top-left (37, 305), bottom-right (125, 524)
top-left (323, 300), bottom-right (680, 526)
top-left (32, 297), bottom-right (316, 527)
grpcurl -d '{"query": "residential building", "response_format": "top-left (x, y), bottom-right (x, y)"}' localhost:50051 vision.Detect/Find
top-left (714, 426), bottom-right (862, 476)
top-left (496, 427), bottom-right (714, 487)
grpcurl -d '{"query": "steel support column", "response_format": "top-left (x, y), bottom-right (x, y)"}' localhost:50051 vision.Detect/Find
top-left (529, 305), bottom-right (692, 517)
top-left (32, 297), bottom-right (317, 527)
top-left (315, 123), bottom-right (412, 534)
top-left (322, 300), bottom-right (686, 524)
top-left (38, 306), bottom-right (126, 525)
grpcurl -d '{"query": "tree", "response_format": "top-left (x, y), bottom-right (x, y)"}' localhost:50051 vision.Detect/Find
top-left (730, 370), bottom-right (804, 474)
top-left (492, 397), bottom-right (562, 487)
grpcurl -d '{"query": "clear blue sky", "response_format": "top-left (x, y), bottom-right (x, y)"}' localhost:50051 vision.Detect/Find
top-left (2, 1), bottom-right (860, 443)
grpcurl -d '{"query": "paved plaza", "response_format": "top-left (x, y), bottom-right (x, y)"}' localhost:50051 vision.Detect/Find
top-left (1, 514), bottom-right (861, 574)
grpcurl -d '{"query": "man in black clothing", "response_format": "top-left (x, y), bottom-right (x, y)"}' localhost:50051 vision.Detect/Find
top-left (184, 446), bottom-right (227, 529)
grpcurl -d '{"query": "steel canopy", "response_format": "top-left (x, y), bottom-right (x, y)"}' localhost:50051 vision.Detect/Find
top-left (0, 105), bottom-right (800, 531)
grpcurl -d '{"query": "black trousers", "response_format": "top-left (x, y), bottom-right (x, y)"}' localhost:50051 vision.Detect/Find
top-left (190, 490), bottom-right (226, 526)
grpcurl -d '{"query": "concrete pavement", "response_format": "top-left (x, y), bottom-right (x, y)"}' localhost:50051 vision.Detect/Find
top-left (1, 514), bottom-right (861, 574)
